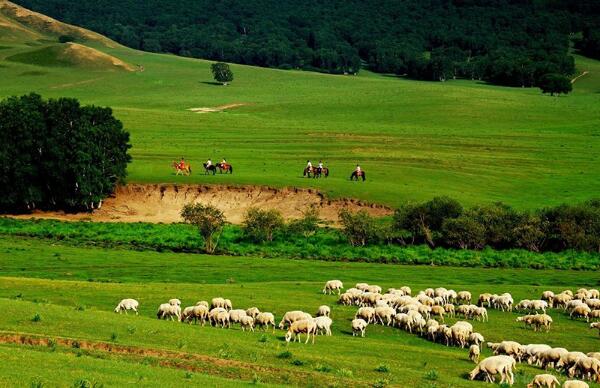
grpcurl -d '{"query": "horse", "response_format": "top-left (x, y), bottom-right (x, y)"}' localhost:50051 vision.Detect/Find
top-left (303, 166), bottom-right (329, 178)
top-left (350, 170), bottom-right (366, 181)
top-left (217, 163), bottom-right (233, 174)
top-left (172, 161), bottom-right (192, 176)
top-left (203, 163), bottom-right (217, 175)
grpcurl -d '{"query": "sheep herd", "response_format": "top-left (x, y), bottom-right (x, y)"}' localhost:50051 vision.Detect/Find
top-left (113, 281), bottom-right (600, 386)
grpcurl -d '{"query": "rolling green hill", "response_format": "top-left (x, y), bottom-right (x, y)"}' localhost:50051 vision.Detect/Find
top-left (1, 1), bottom-right (599, 209)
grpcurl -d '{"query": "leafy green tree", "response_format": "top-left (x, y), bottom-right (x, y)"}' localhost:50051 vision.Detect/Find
top-left (538, 73), bottom-right (572, 96)
top-left (211, 62), bottom-right (234, 85)
top-left (338, 208), bottom-right (378, 247)
top-left (181, 203), bottom-right (225, 253)
top-left (442, 215), bottom-right (486, 250)
top-left (243, 208), bottom-right (284, 242)
top-left (287, 206), bottom-right (321, 238)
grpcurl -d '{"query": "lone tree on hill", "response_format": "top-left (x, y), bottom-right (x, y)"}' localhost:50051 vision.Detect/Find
top-left (181, 203), bottom-right (225, 253)
top-left (211, 62), bottom-right (234, 85)
top-left (538, 73), bottom-right (572, 96)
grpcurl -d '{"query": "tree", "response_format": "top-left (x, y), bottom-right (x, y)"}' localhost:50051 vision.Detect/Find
top-left (181, 203), bottom-right (225, 253)
top-left (287, 206), bottom-right (321, 238)
top-left (211, 62), bottom-right (234, 85)
top-left (442, 215), bottom-right (486, 250)
top-left (0, 93), bottom-right (131, 211)
top-left (538, 73), bottom-right (572, 96)
top-left (338, 208), bottom-right (378, 247)
top-left (243, 208), bottom-right (284, 242)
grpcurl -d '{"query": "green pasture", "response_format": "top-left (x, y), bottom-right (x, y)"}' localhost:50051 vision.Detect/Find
top-left (0, 35), bottom-right (599, 208)
top-left (0, 237), bottom-right (598, 387)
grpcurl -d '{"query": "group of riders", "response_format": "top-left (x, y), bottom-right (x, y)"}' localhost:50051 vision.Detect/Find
top-left (172, 157), bottom-right (365, 180)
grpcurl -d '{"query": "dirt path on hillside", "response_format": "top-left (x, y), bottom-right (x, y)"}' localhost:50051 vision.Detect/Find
top-left (9, 184), bottom-right (392, 224)
top-left (571, 71), bottom-right (589, 83)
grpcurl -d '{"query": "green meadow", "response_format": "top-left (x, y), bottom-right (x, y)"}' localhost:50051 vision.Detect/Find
top-left (0, 237), bottom-right (599, 387)
top-left (0, 33), bottom-right (599, 208)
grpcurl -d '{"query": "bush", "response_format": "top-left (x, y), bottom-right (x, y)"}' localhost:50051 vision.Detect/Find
top-left (243, 208), bottom-right (284, 242)
top-left (31, 313), bottom-right (42, 322)
top-left (539, 73), bottom-right (572, 96)
top-left (58, 35), bottom-right (75, 43)
top-left (338, 208), bottom-right (379, 246)
top-left (541, 200), bottom-right (600, 252)
top-left (0, 93), bottom-right (131, 211)
top-left (468, 203), bottom-right (521, 249)
top-left (287, 206), bottom-right (321, 238)
top-left (277, 351), bottom-right (292, 359)
top-left (442, 215), bottom-right (486, 250)
top-left (375, 364), bottom-right (390, 373)
top-left (181, 203), bottom-right (225, 253)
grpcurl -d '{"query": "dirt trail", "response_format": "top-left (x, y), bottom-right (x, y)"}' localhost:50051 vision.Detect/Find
top-left (11, 184), bottom-right (392, 224)
top-left (571, 71), bottom-right (589, 83)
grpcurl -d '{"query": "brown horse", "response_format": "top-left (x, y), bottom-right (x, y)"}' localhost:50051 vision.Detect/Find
top-left (303, 166), bottom-right (329, 178)
top-left (172, 161), bottom-right (192, 176)
top-left (218, 163), bottom-right (233, 174)
top-left (350, 170), bottom-right (366, 181)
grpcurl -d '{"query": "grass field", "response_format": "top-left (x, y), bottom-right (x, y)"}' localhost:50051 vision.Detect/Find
top-left (1, 6), bottom-right (600, 208)
top-left (0, 237), bottom-right (599, 387)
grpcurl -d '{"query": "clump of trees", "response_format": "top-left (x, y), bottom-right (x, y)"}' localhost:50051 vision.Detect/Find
top-left (19, 0), bottom-right (600, 86)
top-left (242, 207), bottom-right (285, 243)
top-left (211, 62), bottom-right (233, 85)
top-left (337, 198), bottom-right (600, 254)
top-left (181, 203), bottom-right (225, 253)
top-left (538, 74), bottom-right (572, 96)
top-left (0, 93), bottom-right (131, 211)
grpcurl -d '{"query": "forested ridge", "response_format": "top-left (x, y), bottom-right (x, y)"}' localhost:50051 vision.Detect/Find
top-left (11, 0), bottom-right (600, 86)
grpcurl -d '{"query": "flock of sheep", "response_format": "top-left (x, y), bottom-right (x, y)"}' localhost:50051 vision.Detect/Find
top-left (113, 281), bottom-right (600, 386)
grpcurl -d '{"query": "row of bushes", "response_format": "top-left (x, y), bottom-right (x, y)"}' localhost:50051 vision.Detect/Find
top-left (338, 197), bottom-right (600, 253)
top-left (1, 217), bottom-right (598, 270)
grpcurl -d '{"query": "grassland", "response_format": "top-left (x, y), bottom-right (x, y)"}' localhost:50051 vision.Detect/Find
top-left (0, 237), bottom-right (599, 387)
top-left (1, 5), bottom-right (600, 208)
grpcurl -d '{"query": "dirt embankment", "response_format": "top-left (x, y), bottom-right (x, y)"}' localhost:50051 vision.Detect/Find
top-left (12, 184), bottom-right (392, 224)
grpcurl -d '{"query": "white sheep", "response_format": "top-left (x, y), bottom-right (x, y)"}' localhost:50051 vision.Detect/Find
top-left (469, 355), bottom-right (516, 385)
top-left (240, 316), bottom-right (255, 332)
top-left (526, 374), bottom-right (560, 388)
top-left (255, 312), bottom-right (276, 333)
top-left (316, 305), bottom-right (331, 317)
top-left (196, 300), bottom-right (209, 308)
top-left (355, 307), bottom-right (376, 324)
top-left (228, 309), bottom-right (247, 324)
top-left (458, 291), bottom-right (472, 304)
top-left (211, 297), bottom-right (226, 309)
top-left (323, 280), bottom-right (344, 295)
top-left (488, 341), bottom-right (523, 362)
top-left (313, 316), bottom-right (333, 336)
top-left (214, 310), bottom-right (230, 328)
top-left (285, 319), bottom-right (317, 344)
top-left (279, 311), bottom-right (312, 329)
top-left (563, 381), bottom-right (589, 388)
top-left (469, 344), bottom-right (481, 363)
top-left (469, 332), bottom-right (485, 349)
top-left (157, 303), bottom-right (181, 321)
top-left (246, 307), bottom-right (261, 319)
top-left (352, 318), bottom-right (368, 337)
top-left (591, 322), bottom-right (600, 336)
top-left (375, 306), bottom-right (395, 326)
top-left (114, 298), bottom-right (139, 315)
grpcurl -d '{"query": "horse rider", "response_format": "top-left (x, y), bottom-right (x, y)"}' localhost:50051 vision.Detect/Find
top-left (355, 164), bottom-right (362, 175)
top-left (206, 158), bottom-right (213, 168)
top-left (318, 160), bottom-right (324, 174)
top-left (306, 160), bottom-right (312, 171)
top-left (179, 157), bottom-right (186, 169)
top-left (221, 157), bottom-right (227, 165)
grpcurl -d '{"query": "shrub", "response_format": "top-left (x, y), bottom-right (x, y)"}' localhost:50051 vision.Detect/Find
top-left (31, 313), bottom-right (42, 322)
top-left (468, 203), bottom-right (521, 248)
top-left (287, 206), bottom-right (321, 238)
top-left (442, 215), bottom-right (486, 250)
top-left (539, 73), bottom-right (572, 96)
top-left (375, 364), bottom-right (390, 373)
top-left (424, 369), bottom-right (438, 381)
top-left (291, 359), bottom-right (305, 366)
top-left (243, 208), bottom-right (284, 242)
top-left (58, 35), bottom-right (75, 43)
top-left (338, 208), bottom-right (378, 246)
top-left (315, 363), bottom-right (332, 372)
top-left (277, 351), bottom-right (292, 359)
top-left (181, 203), bottom-right (225, 253)
top-left (513, 214), bottom-right (547, 252)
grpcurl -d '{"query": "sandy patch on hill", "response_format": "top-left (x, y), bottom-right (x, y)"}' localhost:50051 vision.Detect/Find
top-left (61, 42), bottom-right (136, 71)
top-left (187, 103), bottom-right (248, 113)
top-left (12, 184), bottom-right (392, 224)
top-left (0, 0), bottom-right (119, 47)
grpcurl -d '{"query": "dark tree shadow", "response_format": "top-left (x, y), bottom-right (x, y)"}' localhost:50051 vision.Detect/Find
top-left (200, 81), bottom-right (224, 86)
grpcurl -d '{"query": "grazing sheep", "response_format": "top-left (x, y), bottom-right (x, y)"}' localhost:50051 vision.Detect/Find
top-left (473, 307), bottom-right (489, 322)
top-left (553, 292), bottom-right (573, 309)
top-left (323, 280), bottom-right (344, 295)
top-left (588, 353), bottom-right (600, 361)
top-left (431, 305), bottom-right (445, 322)
top-left (540, 348), bottom-right (569, 370)
top-left (590, 289), bottom-right (600, 299)
top-left (285, 319), bottom-right (317, 344)
top-left (531, 300), bottom-right (549, 313)
top-left (444, 304), bottom-right (455, 318)
top-left (313, 316), bottom-right (333, 336)
top-left (196, 300), bottom-right (209, 308)
top-left (523, 344), bottom-right (552, 365)
top-left (563, 381), bottom-right (589, 388)
top-left (338, 292), bottom-right (353, 306)
top-left (587, 300), bottom-right (600, 310)
top-left (590, 310), bottom-right (600, 323)
top-left (224, 299), bottom-right (233, 311)
top-left (400, 286), bottom-right (412, 296)
top-left (469, 332), bottom-right (485, 349)
top-left (168, 298), bottom-right (181, 306)
top-left (181, 306), bottom-right (196, 323)
top-left (568, 356), bottom-right (600, 381)
top-left (488, 341), bottom-right (523, 362)
top-left (316, 305), bottom-right (331, 317)
top-left (352, 318), bottom-right (368, 337)
top-left (114, 298), bottom-right (139, 315)
top-left (532, 314), bottom-right (553, 332)
top-left (526, 374), bottom-right (560, 388)
top-left (189, 305), bottom-right (209, 325)
top-left (458, 291), bottom-right (472, 305)
top-left (355, 307), bottom-right (376, 324)
top-left (279, 311), bottom-right (312, 329)
top-left (541, 291), bottom-right (555, 307)
top-left (591, 322), bottom-right (600, 336)
top-left (557, 352), bottom-right (587, 372)
top-left (214, 310), bottom-right (230, 328)
top-left (157, 303), bottom-right (181, 321)
top-left (469, 344), bottom-right (481, 363)
top-left (255, 312), bottom-right (276, 332)
top-left (469, 355), bottom-right (516, 385)
top-left (571, 305), bottom-right (592, 322)
top-left (355, 283), bottom-right (370, 291)
top-left (479, 293), bottom-right (493, 307)
top-left (211, 297), bottom-right (226, 309)
top-left (240, 316), bottom-right (255, 332)
top-left (375, 306), bottom-right (396, 326)
top-left (246, 307), bottom-right (261, 319)
top-left (228, 309), bottom-right (248, 324)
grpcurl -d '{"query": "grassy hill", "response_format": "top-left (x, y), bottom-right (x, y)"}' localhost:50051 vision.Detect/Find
top-left (1, 1), bottom-right (599, 210)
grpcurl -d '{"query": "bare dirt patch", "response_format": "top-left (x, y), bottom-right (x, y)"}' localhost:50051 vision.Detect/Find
top-left (187, 103), bottom-right (248, 113)
top-left (12, 184), bottom-right (392, 224)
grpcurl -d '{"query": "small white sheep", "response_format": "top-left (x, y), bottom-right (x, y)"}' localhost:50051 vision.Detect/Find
top-left (228, 309), bottom-right (247, 324)
top-left (279, 311), bottom-right (312, 329)
top-left (313, 316), bottom-right (333, 336)
top-left (469, 344), bottom-right (481, 363)
top-left (114, 298), bottom-right (139, 315)
top-left (316, 305), bottom-right (331, 317)
top-left (352, 318), bottom-right (368, 337)
top-left (255, 312), bottom-right (276, 333)
top-left (157, 303), bottom-right (181, 321)
top-left (469, 355), bottom-right (516, 385)
top-left (240, 316), bottom-right (255, 332)
top-left (169, 298), bottom-right (181, 306)
top-left (285, 319), bottom-right (317, 344)
top-left (563, 380), bottom-right (589, 388)
top-left (526, 374), bottom-right (560, 388)
top-left (323, 280), bottom-right (344, 295)
top-left (246, 307), bottom-right (261, 319)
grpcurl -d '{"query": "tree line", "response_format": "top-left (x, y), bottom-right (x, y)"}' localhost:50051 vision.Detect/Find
top-left (0, 94), bottom-right (131, 211)
top-left (13, 0), bottom-right (600, 87)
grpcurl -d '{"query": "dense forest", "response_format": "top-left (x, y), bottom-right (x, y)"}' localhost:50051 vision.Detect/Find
top-left (13, 0), bottom-right (600, 86)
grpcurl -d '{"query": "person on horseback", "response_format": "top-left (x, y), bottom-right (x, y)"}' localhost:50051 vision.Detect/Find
top-left (206, 158), bottom-right (213, 167)
top-left (221, 158), bottom-right (227, 165)
top-left (306, 160), bottom-right (312, 169)
top-left (355, 164), bottom-right (361, 174)
top-left (179, 157), bottom-right (186, 169)
top-left (317, 160), bottom-right (323, 174)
